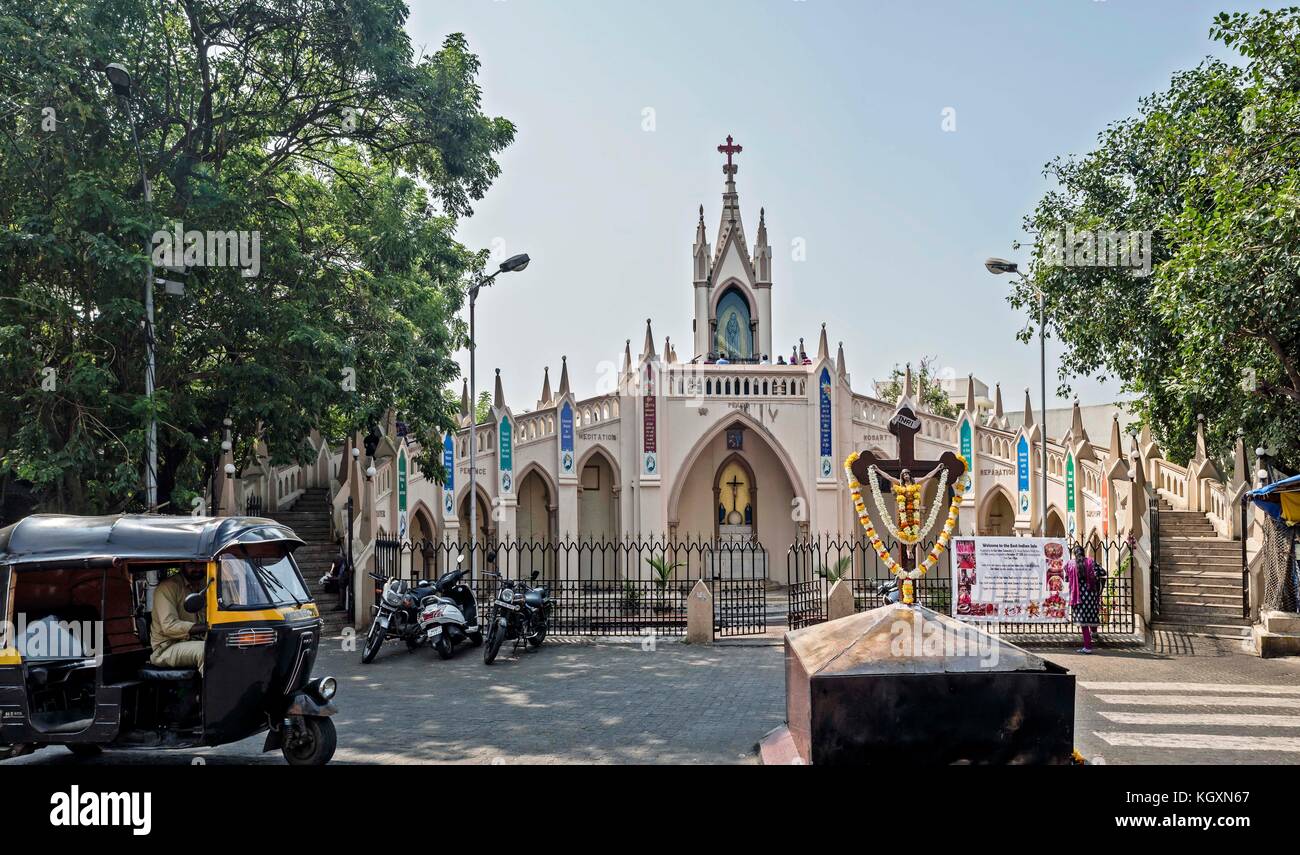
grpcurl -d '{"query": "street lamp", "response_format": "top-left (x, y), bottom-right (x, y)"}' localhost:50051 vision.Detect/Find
top-left (986, 257), bottom-right (1048, 537)
top-left (104, 62), bottom-right (158, 511)
top-left (467, 253), bottom-right (530, 572)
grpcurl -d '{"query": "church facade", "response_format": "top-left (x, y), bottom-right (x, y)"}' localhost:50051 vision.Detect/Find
top-left (391, 139), bottom-right (1131, 585)
top-left (275, 139), bottom-right (1142, 590)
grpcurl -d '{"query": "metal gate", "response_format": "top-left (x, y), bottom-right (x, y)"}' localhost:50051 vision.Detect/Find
top-left (711, 541), bottom-right (767, 637)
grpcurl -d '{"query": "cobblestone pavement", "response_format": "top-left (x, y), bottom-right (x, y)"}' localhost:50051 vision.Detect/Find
top-left (10, 637), bottom-right (787, 766)
top-left (10, 629), bottom-right (1300, 766)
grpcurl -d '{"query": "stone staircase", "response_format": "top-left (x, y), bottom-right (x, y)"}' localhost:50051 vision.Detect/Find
top-left (266, 487), bottom-right (352, 638)
top-left (1150, 498), bottom-right (1249, 641)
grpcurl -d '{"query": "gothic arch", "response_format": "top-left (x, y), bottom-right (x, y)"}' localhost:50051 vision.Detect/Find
top-left (575, 445), bottom-right (620, 483)
top-left (515, 461), bottom-right (558, 502)
top-left (712, 451), bottom-right (759, 539)
top-left (1044, 505), bottom-right (1066, 538)
top-left (978, 484), bottom-right (1017, 536)
top-left (666, 410), bottom-right (804, 531)
top-left (408, 500), bottom-right (438, 543)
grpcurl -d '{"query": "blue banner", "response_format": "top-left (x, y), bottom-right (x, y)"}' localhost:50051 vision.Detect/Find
top-left (818, 368), bottom-right (833, 478)
top-left (443, 433), bottom-right (454, 515)
top-left (560, 402), bottom-right (574, 474)
top-left (1016, 435), bottom-right (1031, 514)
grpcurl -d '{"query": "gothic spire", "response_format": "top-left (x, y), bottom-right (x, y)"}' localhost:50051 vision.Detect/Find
top-left (692, 204), bottom-right (711, 284)
top-left (642, 318), bottom-right (656, 360)
top-left (964, 373), bottom-right (976, 416)
top-left (903, 363), bottom-right (915, 401)
top-left (493, 368), bottom-right (505, 410)
top-left (557, 355), bottom-right (571, 398)
top-left (537, 366), bottom-right (552, 410)
top-left (836, 342), bottom-right (846, 378)
top-left (1022, 387), bottom-right (1035, 428)
top-left (713, 134), bottom-right (750, 270)
top-left (622, 339), bottom-right (632, 373)
top-left (1070, 397), bottom-right (1086, 444)
top-left (460, 378), bottom-right (470, 425)
top-left (753, 207), bottom-right (772, 285)
top-left (1108, 414), bottom-right (1122, 461)
top-left (993, 383), bottom-right (1005, 426)
top-left (816, 324), bottom-right (829, 362)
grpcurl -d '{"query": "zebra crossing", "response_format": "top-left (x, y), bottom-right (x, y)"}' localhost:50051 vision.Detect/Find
top-left (1082, 681), bottom-right (1300, 759)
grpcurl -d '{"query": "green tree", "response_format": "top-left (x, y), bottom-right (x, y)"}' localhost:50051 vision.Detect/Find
top-left (877, 357), bottom-right (959, 419)
top-left (0, 1), bottom-right (514, 514)
top-left (1013, 8), bottom-right (1300, 470)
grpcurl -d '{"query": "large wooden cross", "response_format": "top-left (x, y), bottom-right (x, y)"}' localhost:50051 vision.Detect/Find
top-left (717, 134), bottom-right (742, 176)
top-left (850, 403), bottom-right (967, 578)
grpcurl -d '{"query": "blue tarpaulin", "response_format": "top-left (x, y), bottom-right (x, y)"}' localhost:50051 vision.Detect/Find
top-left (1248, 473), bottom-right (1300, 523)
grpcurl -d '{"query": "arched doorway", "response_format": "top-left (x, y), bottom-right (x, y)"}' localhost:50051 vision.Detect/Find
top-left (457, 486), bottom-right (492, 548)
top-left (980, 489), bottom-right (1015, 536)
top-left (516, 467), bottom-right (555, 580)
top-left (578, 449), bottom-right (618, 579)
top-left (1045, 507), bottom-right (1066, 538)
top-left (669, 417), bottom-right (800, 583)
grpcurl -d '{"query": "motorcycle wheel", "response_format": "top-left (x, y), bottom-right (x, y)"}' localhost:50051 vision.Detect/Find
top-left (528, 623), bottom-right (548, 648)
top-left (483, 621), bottom-right (505, 665)
top-left (361, 616), bottom-right (386, 664)
top-left (281, 717), bottom-right (337, 766)
top-left (435, 634), bottom-right (454, 660)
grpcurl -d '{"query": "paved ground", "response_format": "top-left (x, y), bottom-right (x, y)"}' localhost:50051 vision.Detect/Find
top-left (10, 628), bottom-right (1300, 766)
top-left (10, 635), bottom-right (786, 766)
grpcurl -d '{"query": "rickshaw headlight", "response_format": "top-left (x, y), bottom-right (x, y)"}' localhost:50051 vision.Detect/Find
top-left (309, 676), bottom-right (337, 702)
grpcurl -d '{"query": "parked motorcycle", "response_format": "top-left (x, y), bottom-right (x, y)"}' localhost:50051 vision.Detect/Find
top-left (362, 573), bottom-right (437, 663)
top-left (418, 557), bottom-right (483, 659)
top-left (483, 570), bottom-right (554, 665)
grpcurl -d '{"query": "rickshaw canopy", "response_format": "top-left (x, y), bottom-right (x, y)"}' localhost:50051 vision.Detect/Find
top-left (0, 515), bottom-right (304, 569)
top-left (1247, 473), bottom-right (1300, 525)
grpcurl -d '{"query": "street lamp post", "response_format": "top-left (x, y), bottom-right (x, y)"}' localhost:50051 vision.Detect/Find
top-left (467, 254), bottom-right (530, 572)
top-left (986, 257), bottom-right (1048, 537)
top-left (105, 63), bottom-right (158, 511)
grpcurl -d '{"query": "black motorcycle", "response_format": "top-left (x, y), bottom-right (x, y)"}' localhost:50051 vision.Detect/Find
top-left (362, 573), bottom-right (437, 663)
top-left (482, 570), bottom-right (554, 665)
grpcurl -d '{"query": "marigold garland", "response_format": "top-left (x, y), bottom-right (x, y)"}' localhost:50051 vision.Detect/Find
top-left (845, 451), bottom-right (969, 605)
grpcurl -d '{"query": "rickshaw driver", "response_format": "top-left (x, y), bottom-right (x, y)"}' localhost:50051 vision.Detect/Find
top-left (149, 562), bottom-right (209, 675)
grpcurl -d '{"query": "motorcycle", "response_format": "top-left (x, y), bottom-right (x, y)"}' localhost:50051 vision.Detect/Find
top-left (418, 557), bottom-right (483, 659)
top-left (483, 569), bottom-right (554, 665)
top-left (362, 573), bottom-right (437, 663)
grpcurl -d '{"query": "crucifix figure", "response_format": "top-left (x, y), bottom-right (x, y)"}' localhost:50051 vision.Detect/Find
top-left (717, 134), bottom-right (742, 176)
top-left (850, 402), bottom-right (967, 583)
top-left (726, 472), bottom-right (744, 515)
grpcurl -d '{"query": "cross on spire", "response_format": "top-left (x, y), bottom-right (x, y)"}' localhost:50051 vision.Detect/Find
top-left (717, 134), bottom-right (742, 176)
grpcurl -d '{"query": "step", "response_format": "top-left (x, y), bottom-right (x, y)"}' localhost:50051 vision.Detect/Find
top-left (1150, 621), bottom-right (1253, 640)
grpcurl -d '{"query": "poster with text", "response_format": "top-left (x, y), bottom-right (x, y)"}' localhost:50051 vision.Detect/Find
top-left (952, 536), bottom-right (1069, 622)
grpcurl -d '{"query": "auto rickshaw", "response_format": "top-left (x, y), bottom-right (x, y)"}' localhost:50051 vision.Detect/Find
top-left (0, 514), bottom-right (339, 765)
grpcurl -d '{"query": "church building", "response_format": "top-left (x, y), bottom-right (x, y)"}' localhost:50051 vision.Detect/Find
top-left (317, 138), bottom-right (1128, 586)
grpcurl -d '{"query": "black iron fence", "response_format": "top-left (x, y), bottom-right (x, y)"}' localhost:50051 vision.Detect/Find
top-left (787, 536), bottom-right (1136, 637)
top-left (367, 537), bottom-right (768, 637)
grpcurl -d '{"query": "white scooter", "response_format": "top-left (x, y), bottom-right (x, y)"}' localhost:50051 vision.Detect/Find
top-left (417, 557), bottom-right (483, 659)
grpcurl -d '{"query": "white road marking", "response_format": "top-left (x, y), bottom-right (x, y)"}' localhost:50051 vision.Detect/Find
top-left (1081, 681), bottom-right (1300, 695)
top-left (1098, 711), bottom-right (1300, 727)
top-left (1094, 694), bottom-right (1300, 709)
top-left (1094, 732), bottom-right (1300, 752)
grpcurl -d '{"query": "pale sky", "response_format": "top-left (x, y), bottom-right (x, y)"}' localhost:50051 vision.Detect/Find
top-left (405, 0), bottom-right (1274, 414)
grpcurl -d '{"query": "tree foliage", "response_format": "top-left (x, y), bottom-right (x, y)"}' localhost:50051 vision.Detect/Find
top-left (1015, 8), bottom-right (1300, 471)
top-left (877, 357), bottom-right (959, 419)
top-left (0, 0), bottom-right (514, 515)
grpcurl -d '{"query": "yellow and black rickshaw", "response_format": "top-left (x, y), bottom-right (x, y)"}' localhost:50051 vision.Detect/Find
top-left (0, 514), bottom-right (338, 764)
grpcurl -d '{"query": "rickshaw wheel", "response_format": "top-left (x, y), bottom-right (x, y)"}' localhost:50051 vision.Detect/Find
top-left (66, 744), bottom-right (104, 758)
top-left (282, 717), bottom-right (337, 766)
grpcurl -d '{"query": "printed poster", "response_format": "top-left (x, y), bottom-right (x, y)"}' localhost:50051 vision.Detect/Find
top-left (952, 536), bottom-right (1069, 623)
